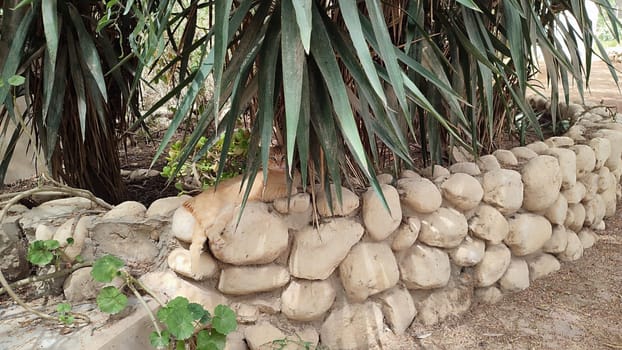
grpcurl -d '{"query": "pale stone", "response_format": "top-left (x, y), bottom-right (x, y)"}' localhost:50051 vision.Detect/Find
top-left (146, 195), bottom-right (190, 218)
top-left (52, 218), bottom-right (76, 248)
top-left (401, 169), bottom-right (421, 179)
top-left (103, 201), bottom-right (146, 220)
top-left (578, 228), bottom-right (597, 249)
top-left (474, 286), bottom-right (503, 304)
top-left (468, 204), bottom-right (509, 244)
top-left (39, 197), bottom-right (98, 210)
top-left (281, 280), bottom-right (335, 321)
top-left (35, 224), bottom-right (55, 241)
top-left (590, 137), bottom-right (612, 169)
top-left (171, 205), bottom-right (195, 243)
top-left (0, 222), bottom-right (29, 281)
top-left (521, 155), bottom-right (562, 212)
top-left (572, 145), bottom-right (597, 178)
top-left (377, 173), bottom-right (394, 185)
top-left (584, 195), bottom-right (606, 228)
top-left (452, 146), bottom-right (475, 162)
top-left (398, 244), bottom-right (450, 289)
top-left (62, 216), bottom-right (92, 261)
top-left (340, 243), bottom-right (399, 302)
top-left (419, 207), bottom-right (468, 248)
top-left (289, 218), bottom-right (364, 280)
top-left (449, 236), bottom-right (485, 267)
top-left (544, 194), bottom-right (568, 225)
top-left (391, 217), bottom-right (420, 251)
top-left (218, 265), bottom-right (290, 295)
top-left (493, 149), bottom-right (518, 166)
top-left (526, 141), bottom-right (549, 154)
top-left (422, 165), bottom-right (451, 181)
top-left (167, 247), bottom-right (218, 280)
top-left (602, 187), bottom-right (617, 217)
top-left (449, 162), bottom-right (481, 176)
top-left (140, 271), bottom-right (228, 312)
top-left (209, 202), bottom-right (288, 265)
top-left (320, 302), bottom-right (384, 350)
top-left (90, 219), bottom-right (160, 264)
top-left (499, 258), bottom-right (530, 292)
top-left (545, 136), bottom-right (574, 148)
top-left (594, 129), bottom-right (622, 170)
top-left (562, 181), bottom-right (586, 204)
top-left (316, 185), bottom-right (360, 217)
top-left (397, 177), bottom-right (442, 214)
top-left (482, 169), bottom-right (524, 215)
top-left (411, 285), bottom-right (472, 325)
top-left (244, 295), bottom-right (281, 315)
top-left (273, 193), bottom-right (310, 214)
top-left (474, 244), bottom-right (512, 287)
top-left (245, 322), bottom-right (286, 350)
top-left (567, 203), bottom-right (586, 232)
top-left (440, 173), bottom-right (484, 211)
top-left (505, 213), bottom-right (552, 256)
top-left (566, 125), bottom-right (586, 141)
top-left (564, 209), bottom-right (575, 228)
top-left (225, 330), bottom-right (249, 350)
top-left (543, 225), bottom-right (569, 254)
top-left (362, 184), bottom-right (402, 241)
top-left (233, 303), bottom-right (258, 324)
top-left (598, 167), bottom-right (615, 193)
top-left (377, 287), bottom-right (417, 335)
top-left (557, 230), bottom-right (584, 261)
top-left (63, 267), bottom-right (123, 302)
top-left (525, 253), bottom-right (561, 280)
top-left (545, 147), bottom-right (577, 189)
top-left (511, 147), bottom-right (538, 161)
top-left (594, 220), bottom-right (606, 231)
top-left (477, 155), bottom-right (501, 172)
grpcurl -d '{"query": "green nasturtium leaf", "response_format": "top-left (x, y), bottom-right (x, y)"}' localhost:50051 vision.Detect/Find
top-left (212, 304), bottom-right (237, 335)
top-left (7, 75), bottom-right (26, 86)
top-left (27, 240), bottom-right (56, 266)
top-left (96, 286), bottom-right (128, 314)
top-left (91, 255), bottom-right (125, 282)
top-left (150, 330), bottom-right (170, 349)
top-left (156, 297), bottom-right (196, 340)
top-left (196, 330), bottom-right (226, 350)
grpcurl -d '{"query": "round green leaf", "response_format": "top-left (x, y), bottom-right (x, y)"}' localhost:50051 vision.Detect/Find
top-left (7, 75), bottom-right (25, 86)
top-left (212, 305), bottom-right (237, 335)
top-left (91, 255), bottom-right (125, 282)
top-left (196, 330), bottom-right (226, 350)
top-left (157, 297), bottom-right (195, 340)
top-left (96, 286), bottom-right (128, 314)
top-left (150, 330), bottom-right (170, 349)
top-left (57, 302), bottom-right (71, 313)
top-left (27, 241), bottom-right (54, 266)
top-left (43, 239), bottom-right (60, 250)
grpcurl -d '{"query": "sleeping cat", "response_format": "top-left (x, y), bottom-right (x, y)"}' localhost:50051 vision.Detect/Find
top-left (173, 147), bottom-right (299, 276)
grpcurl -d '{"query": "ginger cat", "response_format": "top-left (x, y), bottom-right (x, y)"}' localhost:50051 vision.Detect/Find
top-left (178, 147), bottom-right (299, 275)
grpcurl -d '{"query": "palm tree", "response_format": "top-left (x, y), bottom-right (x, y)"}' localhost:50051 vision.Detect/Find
top-left (1, 0), bottom-right (619, 204)
top-left (134, 0), bottom-right (620, 200)
top-left (0, 0), bottom-right (138, 203)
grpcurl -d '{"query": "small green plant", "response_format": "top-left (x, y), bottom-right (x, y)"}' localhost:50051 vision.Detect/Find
top-left (56, 303), bottom-right (75, 325)
top-left (162, 128), bottom-right (250, 192)
top-left (92, 255), bottom-right (237, 350)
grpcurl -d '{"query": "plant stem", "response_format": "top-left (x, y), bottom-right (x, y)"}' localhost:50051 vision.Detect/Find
top-left (0, 177), bottom-right (111, 324)
top-left (127, 280), bottom-right (163, 337)
top-left (0, 262), bottom-right (92, 295)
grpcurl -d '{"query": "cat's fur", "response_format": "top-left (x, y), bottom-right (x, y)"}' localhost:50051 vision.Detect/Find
top-left (180, 148), bottom-right (298, 275)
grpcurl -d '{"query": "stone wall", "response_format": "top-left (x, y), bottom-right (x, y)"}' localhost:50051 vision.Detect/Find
top-left (3, 102), bottom-right (621, 350)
